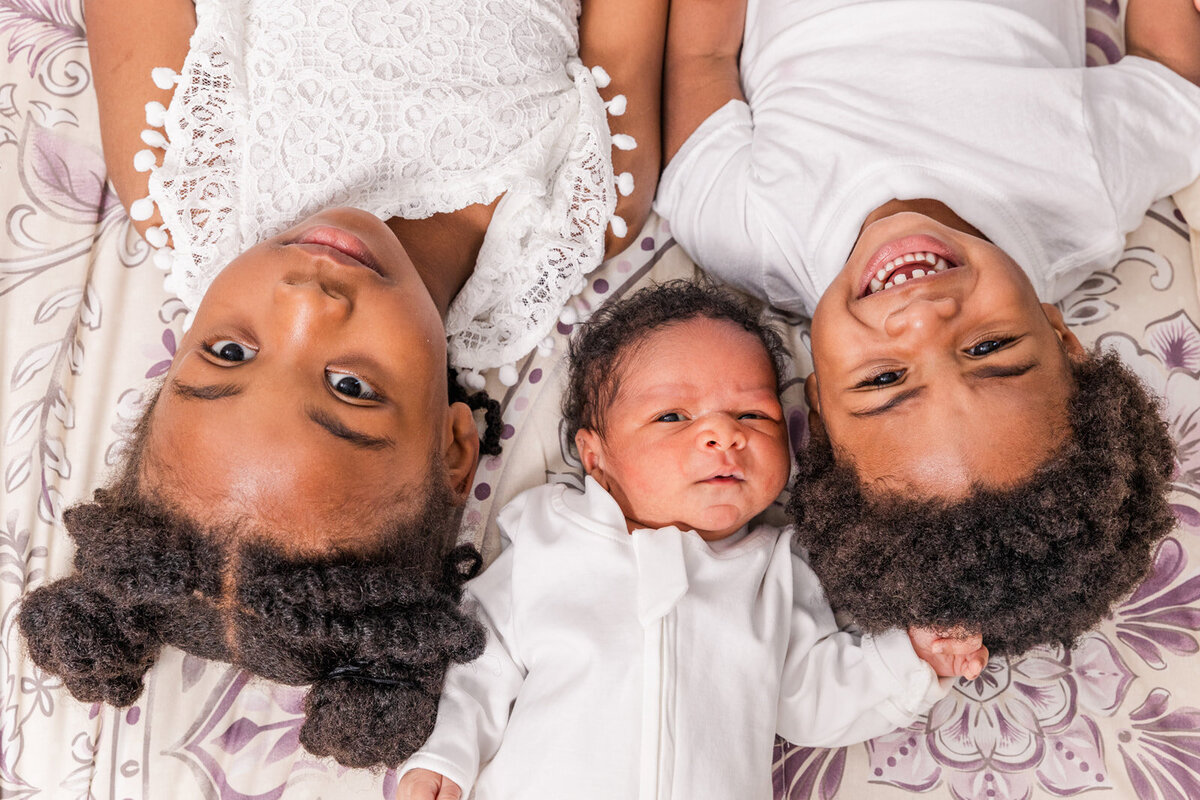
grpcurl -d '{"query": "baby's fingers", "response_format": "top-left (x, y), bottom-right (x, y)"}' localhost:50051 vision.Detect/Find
top-left (397, 769), bottom-right (461, 800)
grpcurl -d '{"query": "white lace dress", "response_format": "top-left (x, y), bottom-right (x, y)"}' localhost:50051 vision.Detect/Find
top-left (141, 0), bottom-right (617, 372)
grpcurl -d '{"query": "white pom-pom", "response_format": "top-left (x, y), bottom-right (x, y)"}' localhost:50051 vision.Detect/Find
top-left (498, 364), bottom-right (519, 387)
top-left (130, 197), bottom-right (155, 221)
top-left (571, 277), bottom-right (586, 295)
top-left (616, 172), bottom-right (635, 197)
top-left (590, 65), bottom-right (611, 88)
top-left (606, 94), bottom-right (627, 116)
top-left (559, 306), bottom-right (579, 326)
top-left (152, 246), bottom-right (175, 271)
top-left (144, 101), bottom-right (166, 127)
top-left (612, 133), bottom-right (637, 151)
top-left (465, 370), bottom-right (487, 391)
top-left (610, 215), bottom-right (628, 238)
top-left (162, 271), bottom-right (181, 296)
top-left (151, 67), bottom-right (179, 90)
top-left (140, 129), bottom-right (168, 149)
top-left (133, 149), bottom-right (156, 172)
top-left (537, 336), bottom-right (555, 357)
top-left (146, 225), bottom-right (168, 248)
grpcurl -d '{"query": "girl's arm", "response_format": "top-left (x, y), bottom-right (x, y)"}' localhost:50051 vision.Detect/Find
top-left (1125, 0), bottom-right (1200, 86)
top-left (85, 0), bottom-right (196, 240)
top-left (662, 0), bottom-right (747, 164)
top-left (578, 0), bottom-right (668, 256)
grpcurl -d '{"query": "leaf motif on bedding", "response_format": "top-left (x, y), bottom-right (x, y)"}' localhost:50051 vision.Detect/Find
top-left (49, 385), bottom-right (72, 428)
top-left (0, 0), bottom-right (84, 79)
top-left (31, 286), bottom-right (81, 324)
top-left (3, 398), bottom-right (41, 446)
top-left (19, 119), bottom-right (106, 224)
top-left (9, 340), bottom-right (57, 390)
top-left (41, 435), bottom-right (68, 479)
top-left (4, 453), bottom-right (30, 494)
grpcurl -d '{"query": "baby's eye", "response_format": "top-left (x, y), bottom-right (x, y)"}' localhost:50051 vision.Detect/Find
top-left (966, 338), bottom-right (1013, 357)
top-left (206, 340), bottom-right (258, 362)
top-left (655, 412), bottom-right (684, 423)
top-left (738, 412), bottom-right (767, 420)
top-left (327, 370), bottom-right (381, 401)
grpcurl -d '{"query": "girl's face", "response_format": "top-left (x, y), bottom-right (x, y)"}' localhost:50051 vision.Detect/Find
top-left (808, 210), bottom-right (1084, 499)
top-left (141, 208), bottom-right (479, 553)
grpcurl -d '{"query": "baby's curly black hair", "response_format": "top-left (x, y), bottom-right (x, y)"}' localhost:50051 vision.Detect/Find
top-left (789, 350), bottom-right (1176, 656)
top-left (562, 279), bottom-right (789, 446)
top-left (18, 370), bottom-right (504, 769)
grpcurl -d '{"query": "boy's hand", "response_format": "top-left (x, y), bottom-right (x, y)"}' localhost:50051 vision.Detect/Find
top-left (907, 626), bottom-right (988, 680)
top-left (397, 769), bottom-right (461, 800)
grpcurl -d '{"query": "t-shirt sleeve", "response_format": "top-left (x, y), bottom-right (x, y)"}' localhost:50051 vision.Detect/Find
top-left (654, 100), bottom-right (777, 302)
top-left (1083, 56), bottom-right (1200, 234)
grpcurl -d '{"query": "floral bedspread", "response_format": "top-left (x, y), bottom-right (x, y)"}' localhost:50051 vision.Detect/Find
top-left (3, 1), bottom-right (1199, 799)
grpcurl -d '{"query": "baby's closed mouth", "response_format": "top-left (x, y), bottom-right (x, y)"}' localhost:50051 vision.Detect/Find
top-left (701, 470), bottom-right (745, 484)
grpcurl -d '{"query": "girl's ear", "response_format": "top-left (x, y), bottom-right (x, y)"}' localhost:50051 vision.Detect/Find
top-left (1041, 303), bottom-right (1085, 360)
top-left (804, 374), bottom-right (823, 434)
top-left (574, 429), bottom-right (610, 490)
top-left (442, 402), bottom-right (480, 501)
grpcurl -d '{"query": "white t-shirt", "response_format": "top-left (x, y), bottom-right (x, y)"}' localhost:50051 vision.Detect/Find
top-left (401, 478), bottom-right (946, 799)
top-left (655, 0), bottom-right (1200, 312)
top-left (149, 0), bottom-right (615, 369)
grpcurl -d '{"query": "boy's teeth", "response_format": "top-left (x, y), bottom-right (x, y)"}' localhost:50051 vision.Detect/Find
top-left (869, 252), bottom-right (952, 295)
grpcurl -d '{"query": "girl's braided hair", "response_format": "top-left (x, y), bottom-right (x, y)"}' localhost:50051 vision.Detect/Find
top-left (789, 349), bottom-right (1177, 656)
top-left (18, 368), bottom-right (503, 769)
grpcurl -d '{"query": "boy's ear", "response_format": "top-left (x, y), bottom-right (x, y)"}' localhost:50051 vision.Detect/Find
top-left (804, 374), bottom-right (823, 433)
top-left (574, 429), bottom-right (609, 489)
top-left (442, 401), bottom-right (481, 501)
top-left (1041, 303), bottom-right (1085, 361)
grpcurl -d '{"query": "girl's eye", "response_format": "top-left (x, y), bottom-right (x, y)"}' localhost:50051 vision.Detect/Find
top-left (327, 370), bottom-right (381, 401)
top-left (207, 340), bottom-right (257, 362)
top-left (966, 338), bottom-right (1013, 357)
top-left (655, 412), bottom-right (683, 423)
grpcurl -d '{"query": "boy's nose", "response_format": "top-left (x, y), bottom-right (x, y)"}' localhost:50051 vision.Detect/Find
top-left (882, 295), bottom-right (959, 338)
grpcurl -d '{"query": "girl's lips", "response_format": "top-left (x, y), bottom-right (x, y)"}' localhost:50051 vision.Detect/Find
top-left (858, 235), bottom-right (961, 298)
top-left (290, 226), bottom-right (383, 275)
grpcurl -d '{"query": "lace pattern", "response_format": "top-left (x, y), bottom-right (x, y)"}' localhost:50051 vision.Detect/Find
top-left (146, 0), bottom-right (615, 368)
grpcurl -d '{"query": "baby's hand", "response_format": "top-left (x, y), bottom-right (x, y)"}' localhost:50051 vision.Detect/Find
top-left (397, 769), bottom-right (462, 800)
top-left (908, 625), bottom-right (988, 680)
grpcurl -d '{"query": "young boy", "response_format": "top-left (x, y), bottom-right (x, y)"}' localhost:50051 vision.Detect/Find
top-left (654, 0), bottom-right (1191, 653)
top-left (396, 282), bottom-right (987, 800)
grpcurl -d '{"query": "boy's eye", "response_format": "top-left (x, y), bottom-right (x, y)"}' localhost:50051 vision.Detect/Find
top-left (858, 369), bottom-right (904, 388)
top-left (207, 340), bottom-right (257, 362)
top-left (655, 412), bottom-right (684, 423)
top-left (966, 338), bottom-right (1014, 357)
top-left (327, 370), bottom-right (381, 401)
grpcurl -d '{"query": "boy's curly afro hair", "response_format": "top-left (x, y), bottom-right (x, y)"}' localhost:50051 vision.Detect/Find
top-left (789, 350), bottom-right (1177, 656)
top-left (562, 278), bottom-right (789, 445)
top-left (18, 372), bottom-right (504, 769)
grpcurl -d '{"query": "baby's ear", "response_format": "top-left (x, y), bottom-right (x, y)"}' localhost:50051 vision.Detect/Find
top-left (574, 429), bottom-right (609, 488)
top-left (442, 401), bottom-right (480, 501)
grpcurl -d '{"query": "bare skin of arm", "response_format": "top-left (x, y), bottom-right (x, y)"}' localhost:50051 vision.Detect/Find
top-left (662, 0), bottom-right (747, 165)
top-left (85, 0), bottom-right (196, 241)
top-left (579, 0), bottom-right (668, 256)
top-left (1125, 0), bottom-right (1200, 86)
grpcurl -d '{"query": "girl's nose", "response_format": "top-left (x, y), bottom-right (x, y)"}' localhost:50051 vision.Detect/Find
top-left (882, 295), bottom-right (959, 338)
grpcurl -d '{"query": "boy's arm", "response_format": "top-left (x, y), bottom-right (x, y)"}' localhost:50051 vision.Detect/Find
top-left (579, 0), bottom-right (668, 255)
top-left (1125, 0), bottom-right (1200, 86)
top-left (84, 0), bottom-right (196, 240)
top-left (662, 0), bottom-right (747, 164)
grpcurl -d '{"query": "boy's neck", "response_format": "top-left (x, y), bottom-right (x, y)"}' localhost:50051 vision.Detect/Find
top-left (860, 198), bottom-right (988, 241)
top-left (386, 196), bottom-right (502, 318)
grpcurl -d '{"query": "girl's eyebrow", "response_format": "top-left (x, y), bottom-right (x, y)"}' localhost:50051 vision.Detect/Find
top-left (306, 407), bottom-right (394, 450)
top-left (170, 379), bottom-right (244, 400)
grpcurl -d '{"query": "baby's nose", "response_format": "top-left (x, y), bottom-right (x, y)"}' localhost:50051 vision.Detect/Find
top-left (698, 414), bottom-right (746, 450)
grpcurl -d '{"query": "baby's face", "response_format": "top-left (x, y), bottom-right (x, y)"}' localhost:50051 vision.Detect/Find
top-left (141, 208), bottom-right (478, 552)
top-left (575, 318), bottom-right (791, 541)
top-left (809, 211), bottom-right (1083, 498)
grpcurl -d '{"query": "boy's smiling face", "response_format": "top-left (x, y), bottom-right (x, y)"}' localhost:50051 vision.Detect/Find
top-left (141, 207), bottom-right (479, 553)
top-left (574, 317), bottom-right (792, 541)
top-left (808, 209), bottom-right (1084, 498)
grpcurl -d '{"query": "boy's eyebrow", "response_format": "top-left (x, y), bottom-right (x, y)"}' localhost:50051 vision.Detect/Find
top-left (850, 387), bottom-right (924, 418)
top-left (170, 379), bottom-right (244, 400)
top-left (306, 407), bottom-right (394, 450)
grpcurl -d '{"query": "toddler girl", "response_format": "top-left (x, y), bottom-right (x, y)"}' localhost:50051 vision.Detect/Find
top-left (396, 281), bottom-right (987, 800)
